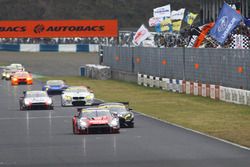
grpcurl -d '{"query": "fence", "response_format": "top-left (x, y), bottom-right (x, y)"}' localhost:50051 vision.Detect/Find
top-left (103, 46), bottom-right (250, 90)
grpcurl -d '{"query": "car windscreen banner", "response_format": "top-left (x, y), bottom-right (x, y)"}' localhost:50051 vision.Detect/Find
top-left (0, 20), bottom-right (118, 38)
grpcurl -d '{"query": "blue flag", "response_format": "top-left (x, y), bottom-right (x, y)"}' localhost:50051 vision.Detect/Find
top-left (244, 18), bottom-right (250, 27)
top-left (209, 3), bottom-right (243, 45)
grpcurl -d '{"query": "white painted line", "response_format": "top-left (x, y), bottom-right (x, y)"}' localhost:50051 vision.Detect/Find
top-left (0, 115), bottom-right (71, 121)
top-left (135, 111), bottom-right (250, 151)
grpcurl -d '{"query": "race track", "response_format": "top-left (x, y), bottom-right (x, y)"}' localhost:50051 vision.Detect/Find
top-left (0, 72), bottom-right (250, 167)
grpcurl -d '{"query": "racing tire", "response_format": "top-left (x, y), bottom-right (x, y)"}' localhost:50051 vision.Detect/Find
top-left (20, 105), bottom-right (25, 111)
top-left (73, 122), bottom-right (79, 135)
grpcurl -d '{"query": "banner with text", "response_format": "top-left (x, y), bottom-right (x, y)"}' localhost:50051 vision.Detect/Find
top-left (153, 4), bottom-right (171, 18)
top-left (0, 20), bottom-right (118, 38)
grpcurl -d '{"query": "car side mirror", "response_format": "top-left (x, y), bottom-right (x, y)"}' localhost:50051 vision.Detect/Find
top-left (128, 108), bottom-right (133, 111)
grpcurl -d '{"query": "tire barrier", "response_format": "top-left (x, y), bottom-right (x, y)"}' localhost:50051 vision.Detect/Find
top-left (137, 73), bottom-right (250, 106)
top-left (0, 44), bottom-right (99, 52)
top-left (81, 64), bottom-right (111, 80)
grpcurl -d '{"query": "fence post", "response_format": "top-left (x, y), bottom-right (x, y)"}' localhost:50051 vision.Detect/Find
top-left (182, 47), bottom-right (186, 80)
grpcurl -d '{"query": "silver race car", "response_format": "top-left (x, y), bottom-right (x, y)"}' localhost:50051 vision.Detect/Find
top-left (19, 90), bottom-right (54, 110)
top-left (61, 86), bottom-right (94, 106)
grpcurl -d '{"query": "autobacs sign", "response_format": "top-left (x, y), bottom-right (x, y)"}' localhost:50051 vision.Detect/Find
top-left (0, 20), bottom-right (118, 37)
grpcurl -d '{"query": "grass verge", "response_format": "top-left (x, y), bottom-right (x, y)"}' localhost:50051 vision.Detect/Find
top-left (40, 76), bottom-right (250, 148)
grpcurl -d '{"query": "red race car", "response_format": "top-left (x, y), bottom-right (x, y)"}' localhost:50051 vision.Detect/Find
top-left (72, 108), bottom-right (120, 134)
top-left (11, 71), bottom-right (33, 85)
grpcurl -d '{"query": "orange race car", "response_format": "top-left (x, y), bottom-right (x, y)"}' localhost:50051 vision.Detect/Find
top-left (11, 71), bottom-right (33, 85)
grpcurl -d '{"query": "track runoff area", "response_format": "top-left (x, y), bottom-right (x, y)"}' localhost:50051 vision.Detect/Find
top-left (0, 20), bottom-right (249, 166)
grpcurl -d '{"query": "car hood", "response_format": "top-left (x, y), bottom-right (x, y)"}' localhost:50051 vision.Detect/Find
top-left (26, 97), bottom-right (50, 103)
top-left (63, 92), bottom-right (91, 97)
top-left (87, 116), bottom-right (110, 124)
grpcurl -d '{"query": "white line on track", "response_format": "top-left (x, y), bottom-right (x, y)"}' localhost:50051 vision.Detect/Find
top-left (0, 115), bottom-right (71, 120)
top-left (135, 111), bottom-right (250, 151)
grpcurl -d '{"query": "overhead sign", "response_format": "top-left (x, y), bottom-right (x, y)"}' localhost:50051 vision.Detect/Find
top-left (0, 20), bottom-right (118, 38)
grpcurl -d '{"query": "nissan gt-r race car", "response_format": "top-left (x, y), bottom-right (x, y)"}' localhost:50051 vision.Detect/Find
top-left (11, 71), bottom-right (33, 85)
top-left (99, 102), bottom-right (134, 128)
top-left (61, 86), bottom-right (94, 106)
top-left (72, 108), bottom-right (120, 134)
top-left (19, 91), bottom-right (54, 110)
top-left (42, 80), bottom-right (68, 95)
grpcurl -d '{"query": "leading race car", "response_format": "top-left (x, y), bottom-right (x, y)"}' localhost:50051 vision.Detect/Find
top-left (42, 80), bottom-right (68, 95)
top-left (99, 102), bottom-right (134, 128)
top-left (72, 108), bottom-right (120, 134)
top-left (61, 86), bottom-right (94, 106)
top-left (19, 90), bottom-right (54, 110)
top-left (11, 71), bottom-right (33, 85)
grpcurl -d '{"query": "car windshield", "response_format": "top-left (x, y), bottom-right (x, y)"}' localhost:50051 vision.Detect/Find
top-left (108, 106), bottom-right (127, 113)
top-left (65, 87), bottom-right (88, 93)
top-left (26, 91), bottom-right (47, 98)
top-left (47, 80), bottom-right (64, 86)
top-left (81, 110), bottom-right (111, 118)
top-left (14, 72), bottom-right (29, 77)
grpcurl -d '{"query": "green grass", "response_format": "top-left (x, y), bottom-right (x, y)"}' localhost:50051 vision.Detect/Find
top-left (40, 76), bottom-right (250, 147)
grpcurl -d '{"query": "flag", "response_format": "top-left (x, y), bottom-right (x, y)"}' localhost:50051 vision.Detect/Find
top-left (155, 18), bottom-right (172, 32)
top-left (171, 8), bottom-right (185, 20)
top-left (184, 12), bottom-right (198, 25)
top-left (153, 4), bottom-right (171, 18)
top-left (148, 17), bottom-right (163, 27)
top-left (209, 3), bottom-right (243, 45)
top-left (244, 18), bottom-right (250, 27)
top-left (194, 22), bottom-right (214, 48)
top-left (172, 20), bottom-right (182, 32)
top-left (133, 24), bottom-right (151, 46)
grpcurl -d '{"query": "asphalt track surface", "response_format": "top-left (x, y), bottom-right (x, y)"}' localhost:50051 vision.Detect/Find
top-left (0, 75), bottom-right (249, 167)
top-left (0, 52), bottom-right (99, 76)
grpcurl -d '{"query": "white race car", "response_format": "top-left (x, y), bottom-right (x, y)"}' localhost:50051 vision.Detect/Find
top-left (19, 91), bottom-right (54, 110)
top-left (61, 86), bottom-right (94, 106)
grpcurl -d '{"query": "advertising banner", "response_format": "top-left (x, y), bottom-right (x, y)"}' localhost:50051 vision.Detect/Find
top-left (0, 20), bottom-right (118, 38)
top-left (171, 8), bottom-right (185, 21)
top-left (153, 4), bottom-right (171, 18)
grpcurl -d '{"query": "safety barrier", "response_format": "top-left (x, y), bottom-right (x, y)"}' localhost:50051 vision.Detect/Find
top-left (138, 73), bottom-right (250, 106)
top-left (0, 44), bottom-right (99, 52)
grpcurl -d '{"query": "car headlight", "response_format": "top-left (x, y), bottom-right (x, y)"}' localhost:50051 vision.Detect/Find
top-left (6, 74), bottom-right (10, 78)
top-left (46, 98), bottom-right (52, 105)
top-left (86, 94), bottom-right (94, 100)
top-left (80, 119), bottom-right (87, 127)
top-left (24, 99), bottom-right (31, 106)
top-left (64, 95), bottom-right (72, 100)
top-left (124, 113), bottom-right (134, 121)
top-left (110, 119), bottom-right (119, 127)
top-left (2, 73), bottom-right (6, 76)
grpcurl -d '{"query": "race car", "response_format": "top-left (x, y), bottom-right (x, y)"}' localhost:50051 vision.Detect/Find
top-left (72, 108), bottom-right (120, 134)
top-left (19, 90), bottom-right (54, 110)
top-left (42, 80), bottom-right (68, 95)
top-left (8, 63), bottom-right (25, 71)
top-left (1, 66), bottom-right (21, 80)
top-left (61, 86), bottom-right (94, 106)
top-left (99, 102), bottom-right (134, 128)
top-left (11, 71), bottom-right (33, 85)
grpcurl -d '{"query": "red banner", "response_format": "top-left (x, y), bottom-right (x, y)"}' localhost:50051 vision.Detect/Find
top-left (0, 20), bottom-right (118, 38)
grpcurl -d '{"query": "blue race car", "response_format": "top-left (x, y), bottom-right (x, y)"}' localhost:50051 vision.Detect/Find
top-left (42, 80), bottom-right (68, 95)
